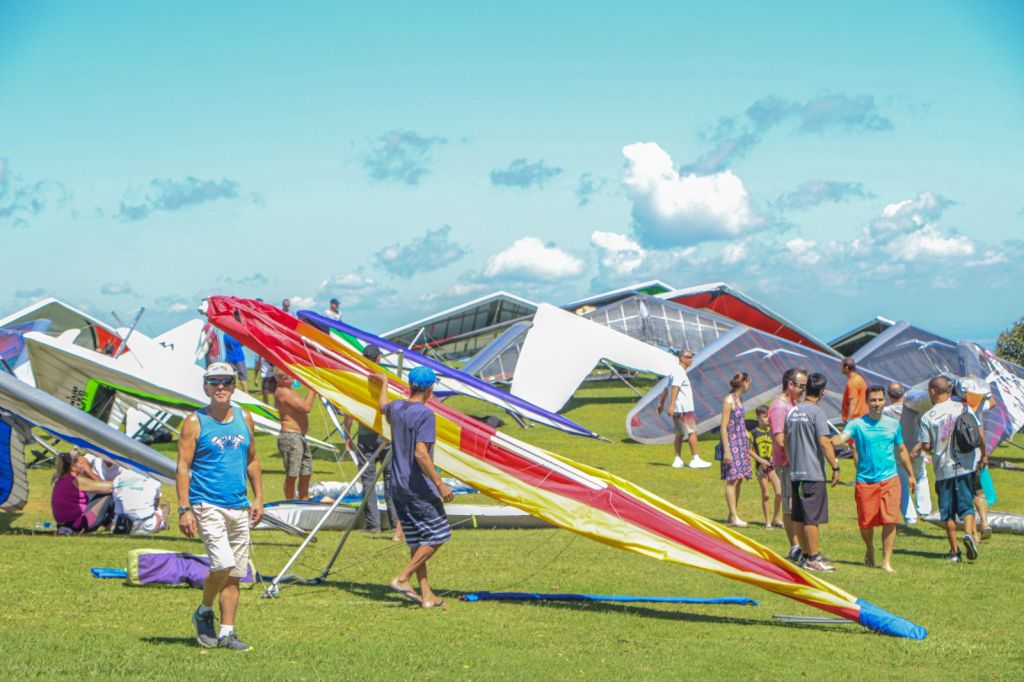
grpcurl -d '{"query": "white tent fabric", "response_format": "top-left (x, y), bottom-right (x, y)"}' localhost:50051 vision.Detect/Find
top-left (510, 303), bottom-right (677, 413)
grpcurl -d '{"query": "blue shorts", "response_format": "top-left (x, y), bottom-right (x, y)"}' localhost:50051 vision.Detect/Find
top-left (393, 495), bottom-right (451, 548)
top-left (936, 474), bottom-right (975, 522)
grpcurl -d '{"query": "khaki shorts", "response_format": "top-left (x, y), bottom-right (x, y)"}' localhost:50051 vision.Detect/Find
top-left (777, 464), bottom-right (793, 515)
top-left (672, 412), bottom-right (697, 437)
top-left (279, 431), bottom-right (312, 477)
top-left (194, 503), bottom-right (250, 578)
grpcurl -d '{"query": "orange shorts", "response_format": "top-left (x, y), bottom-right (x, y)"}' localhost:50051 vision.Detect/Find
top-left (854, 476), bottom-right (901, 529)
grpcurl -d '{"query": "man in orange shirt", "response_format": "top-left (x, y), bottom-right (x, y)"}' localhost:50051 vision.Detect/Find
top-left (841, 357), bottom-right (868, 423)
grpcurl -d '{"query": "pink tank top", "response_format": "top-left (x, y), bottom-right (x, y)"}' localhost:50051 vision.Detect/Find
top-left (52, 475), bottom-right (88, 524)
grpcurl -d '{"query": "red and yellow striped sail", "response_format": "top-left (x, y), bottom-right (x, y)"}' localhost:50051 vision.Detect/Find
top-left (205, 296), bottom-right (925, 639)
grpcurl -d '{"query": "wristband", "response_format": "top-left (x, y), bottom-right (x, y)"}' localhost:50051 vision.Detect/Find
top-left (177, 505), bottom-right (192, 515)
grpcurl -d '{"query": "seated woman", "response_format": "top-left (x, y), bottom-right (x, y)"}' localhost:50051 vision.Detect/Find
top-left (51, 449), bottom-right (115, 533)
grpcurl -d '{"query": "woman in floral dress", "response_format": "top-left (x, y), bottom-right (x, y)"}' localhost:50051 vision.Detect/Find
top-left (720, 372), bottom-right (754, 526)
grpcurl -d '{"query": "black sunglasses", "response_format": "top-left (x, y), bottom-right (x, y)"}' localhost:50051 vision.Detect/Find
top-left (205, 378), bottom-right (235, 387)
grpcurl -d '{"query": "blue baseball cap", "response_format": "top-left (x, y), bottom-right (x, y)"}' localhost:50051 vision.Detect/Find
top-left (408, 366), bottom-right (437, 391)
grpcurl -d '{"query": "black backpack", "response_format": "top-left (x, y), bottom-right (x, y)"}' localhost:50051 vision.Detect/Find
top-left (952, 404), bottom-right (982, 454)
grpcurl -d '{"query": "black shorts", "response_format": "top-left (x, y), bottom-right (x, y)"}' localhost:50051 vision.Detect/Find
top-left (791, 481), bottom-right (829, 525)
top-left (970, 470), bottom-right (983, 495)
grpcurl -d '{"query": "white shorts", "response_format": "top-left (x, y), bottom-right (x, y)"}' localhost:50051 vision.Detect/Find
top-left (194, 503), bottom-right (251, 578)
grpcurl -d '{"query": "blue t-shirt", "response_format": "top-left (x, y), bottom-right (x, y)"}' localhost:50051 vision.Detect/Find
top-left (844, 414), bottom-right (903, 483)
top-left (383, 400), bottom-right (438, 502)
top-left (223, 334), bottom-right (245, 363)
top-left (189, 406), bottom-right (251, 509)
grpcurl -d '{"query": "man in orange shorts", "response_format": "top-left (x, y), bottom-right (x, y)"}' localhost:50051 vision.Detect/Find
top-left (834, 385), bottom-right (916, 573)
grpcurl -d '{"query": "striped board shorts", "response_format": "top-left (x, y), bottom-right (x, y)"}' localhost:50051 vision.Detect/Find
top-left (393, 495), bottom-right (451, 548)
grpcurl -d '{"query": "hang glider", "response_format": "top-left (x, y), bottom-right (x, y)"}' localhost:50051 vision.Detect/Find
top-left (956, 341), bottom-right (1024, 450)
top-left (22, 330), bottom-right (330, 450)
top-left (0, 298), bottom-right (126, 385)
top-left (830, 316), bottom-right (896, 357)
top-left (0, 370), bottom-right (175, 512)
top-left (627, 326), bottom-right (897, 445)
top-left (852, 321), bottom-right (960, 388)
top-left (0, 320), bottom-right (52, 374)
top-left (511, 304), bottom-right (679, 414)
top-left (204, 295), bottom-right (925, 639)
top-left (659, 282), bottom-right (838, 356)
top-left (465, 294), bottom-right (738, 387)
top-left (297, 311), bottom-right (598, 439)
top-left (461, 321), bottom-right (532, 384)
top-left (382, 290), bottom-right (538, 360)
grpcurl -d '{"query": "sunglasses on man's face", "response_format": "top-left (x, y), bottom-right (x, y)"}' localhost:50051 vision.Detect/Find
top-left (792, 382), bottom-right (807, 390)
top-left (205, 378), bottom-right (235, 387)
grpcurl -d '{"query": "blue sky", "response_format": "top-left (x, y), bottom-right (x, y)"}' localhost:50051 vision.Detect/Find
top-left (1, 1), bottom-right (1022, 344)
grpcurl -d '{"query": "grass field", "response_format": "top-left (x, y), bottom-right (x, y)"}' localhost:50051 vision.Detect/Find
top-left (2, 379), bottom-right (1023, 679)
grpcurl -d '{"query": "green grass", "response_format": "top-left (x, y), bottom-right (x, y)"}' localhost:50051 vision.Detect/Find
top-left (3, 379), bottom-right (1023, 679)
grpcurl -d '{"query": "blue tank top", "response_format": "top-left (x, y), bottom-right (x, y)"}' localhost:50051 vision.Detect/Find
top-left (189, 406), bottom-right (251, 509)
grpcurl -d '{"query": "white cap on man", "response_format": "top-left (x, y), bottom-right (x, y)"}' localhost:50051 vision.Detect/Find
top-left (204, 362), bottom-right (237, 379)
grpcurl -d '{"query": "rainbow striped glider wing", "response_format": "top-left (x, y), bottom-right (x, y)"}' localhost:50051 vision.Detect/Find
top-left (205, 296), bottom-right (925, 639)
top-left (297, 310), bottom-right (598, 439)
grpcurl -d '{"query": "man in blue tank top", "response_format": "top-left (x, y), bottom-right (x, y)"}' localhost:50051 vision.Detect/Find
top-left (176, 362), bottom-right (264, 651)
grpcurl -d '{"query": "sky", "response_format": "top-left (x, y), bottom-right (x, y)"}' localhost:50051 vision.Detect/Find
top-left (1, 1), bottom-right (1022, 345)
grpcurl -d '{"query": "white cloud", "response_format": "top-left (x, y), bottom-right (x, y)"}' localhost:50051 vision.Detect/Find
top-left (482, 237), bottom-right (583, 281)
top-left (417, 282), bottom-right (488, 305)
top-left (591, 231), bottom-right (646, 277)
top-left (318, 271), bottom-right (398, 310)
top-left (289, 295), bottom-right (316, 309)
top-left (622, 142), bottom-right (761, 248)
top-left (785, 238), bottom-right (821, 265)
top-left (891, 225), bottom-right (974, 261)
top-left (720, 239), bottom-right (750, 265)
top-left (168, 302), bottom-right (189, 313)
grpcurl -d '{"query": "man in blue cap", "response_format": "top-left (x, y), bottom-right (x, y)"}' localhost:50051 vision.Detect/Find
top-left (372, 365), bottom-right (454, 608)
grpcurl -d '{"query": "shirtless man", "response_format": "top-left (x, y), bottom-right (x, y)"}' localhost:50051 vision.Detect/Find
top-left (273, 367), bottom-right (316, 500)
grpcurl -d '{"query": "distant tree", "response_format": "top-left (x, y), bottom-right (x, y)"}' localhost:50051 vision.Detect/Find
top-left (996, 315), bottom-right (1024, 366)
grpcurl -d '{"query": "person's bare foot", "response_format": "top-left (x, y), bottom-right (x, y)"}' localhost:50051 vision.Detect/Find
top-left (881, 564), bottom-right (895, 573)
top-left (727, 519), bottom-right (748, 528)
top-left (391, 532), bottom-right (404, 543)
top-left (389, 578), bottom-right (420, 603)
top-left (864, 551), bottom-right (876, 568)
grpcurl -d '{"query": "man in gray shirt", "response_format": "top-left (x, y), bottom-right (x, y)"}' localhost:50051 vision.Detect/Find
top-left (784, 372), bottom-right (841, 571)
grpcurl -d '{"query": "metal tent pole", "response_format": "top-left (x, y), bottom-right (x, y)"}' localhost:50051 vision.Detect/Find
top-left (316, 444), bottom-right (393, 582)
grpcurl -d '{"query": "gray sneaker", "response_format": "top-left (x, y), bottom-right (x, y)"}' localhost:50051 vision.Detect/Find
top-left (217, 632), bottom-right (250, 651)
top-left (192, 609), bottom-right (217, 648)
top-left (803, 554), bottom-right (836, 572)
top-left (963, 534), bottom-right (979, 561)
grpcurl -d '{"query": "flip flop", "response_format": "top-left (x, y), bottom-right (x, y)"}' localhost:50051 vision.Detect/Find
top-left (421, 599), bottom-right (445, 609)
top-left (389, 580), bottom-right (421, 604)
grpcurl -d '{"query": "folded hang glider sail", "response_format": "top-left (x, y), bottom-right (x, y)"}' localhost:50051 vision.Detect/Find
top-left (0, 370), bottom-right (175, 511)
top-left (627, 326), bottom-right (898, 445)
top-left (297, 311), bottom-right (598, 439)
top-left (957, 341), bottom-right (1024, 451)
top-left (464, 294), bottom-right (737, 386)
top-left (852, 321), bottom-right (960, 389)
top-left (22, 331), bottom-right (316, 445)
top-left (204, 295), bottom-right (925, 639)
top-left (660, 282), bottom-right (838, 356)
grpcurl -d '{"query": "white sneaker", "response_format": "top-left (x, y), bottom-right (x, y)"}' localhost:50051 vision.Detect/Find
top-left (671, 457), bottom-right (686, 468)
top-left (689, 456), bottom-right (712, 469)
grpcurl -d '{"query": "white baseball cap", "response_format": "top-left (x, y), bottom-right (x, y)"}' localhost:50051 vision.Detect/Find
top-left (204, 362), bottom-right (237, 379)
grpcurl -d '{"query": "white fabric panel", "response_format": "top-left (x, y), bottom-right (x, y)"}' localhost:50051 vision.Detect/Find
top-left (511, 304), bottom-right (677, 413)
